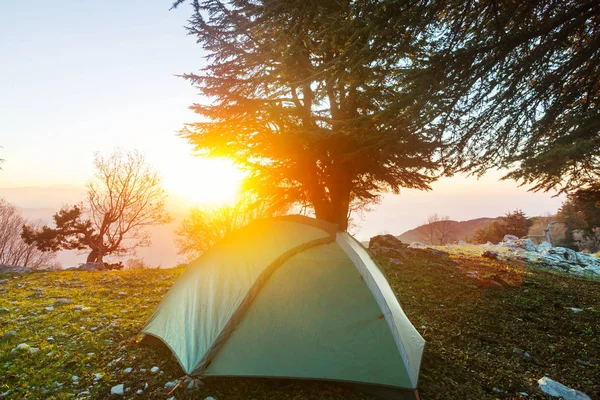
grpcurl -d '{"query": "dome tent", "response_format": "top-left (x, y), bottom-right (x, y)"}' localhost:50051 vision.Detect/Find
top-left (141, 215), bottom-right (425, 398)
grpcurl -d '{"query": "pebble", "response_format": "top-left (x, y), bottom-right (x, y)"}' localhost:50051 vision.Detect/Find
top-left (73, 305), bottom-right (83, 310)
top-left (164, 380), bottom-right (179, 389)
top-left (150, 366), bottom-right (159, 373)
top-left (47, 337), bottom-right (55, 343)
top-left (3, 331), bottom-right (16, 340)
top-left (136, 389), bottom-right (143, 394)
top-left (55, 298), bottom-right (73, 305)
top-left (110, 384), bottom-right (125, 396)
top-left (93, 373), bottom-right (103, 381)
top-left (45, 306), bottom-right (54, 312)
top-left (123, 367), bottom-right (132, 374)
top-left (72, 376), bottom-right (79, 382)
top-left (0, 307), bottom-right (9, 313)
top-left (15, 343), bottom-right (30, 351)
top-left (566, 307), bottom-right (583, 313)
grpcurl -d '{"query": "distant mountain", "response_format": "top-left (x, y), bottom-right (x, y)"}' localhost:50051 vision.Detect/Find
top-left (396, 217), bottom-right (501, 244)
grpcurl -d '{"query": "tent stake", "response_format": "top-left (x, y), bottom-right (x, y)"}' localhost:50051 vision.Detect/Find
top-left (413, 389), bottom-right (421, 400)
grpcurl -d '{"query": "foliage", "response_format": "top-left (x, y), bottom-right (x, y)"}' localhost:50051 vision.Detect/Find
top-left (125, 257), bottom-right (152, 270)
top-left (416, 214), bottom-right (457, 245)
top-left (0, 198), bottom-right (55, 268)
top-left (22, 150), bottom-right (171, 263)
top-left (471, 210), bottom-right (531, 244)
top-left (175, 0), bottom-right (440, 230)
top-left (175, 194), bottom-right (285, 260)
top-left (420, 0), bottom-right (600, 193)
top-left (558, 189), bottom-right (600, 251)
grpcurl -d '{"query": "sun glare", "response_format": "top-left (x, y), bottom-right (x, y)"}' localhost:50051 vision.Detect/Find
top-left (163, 157), bottom-right (245, 206)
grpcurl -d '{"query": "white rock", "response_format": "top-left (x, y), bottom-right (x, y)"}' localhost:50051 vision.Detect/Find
top-left (538, 377), bottom-right (590, 400)
top-left (72, 376), bottom-right (79, 381)
top-left (566, 307), bottom-right (583, 313)
top-left (45, 306), bottom-right (54, 312)
top-left (110, 384), bottom-right (125, 396)
top-left (204, 397), bottom-right (217, 400)
top-left (503, 234), bottom-right (519, 242)
top-left (29, 347), bottom-right (39, 354)
top-left (0, 307), bottom-right (9, 313)
top-left (55, 298), bottom-right (73, 305)
top-left (3, 331), bottom-right (16, 339)
top-left (150, 366), bottom-right (159, 374)
top-left (136, 389), bottom-right (143, 394)
top-left (164, 380), bottom-right (179, 389)
top-left (47, 336), bottom-right (55, 343)
top-left (73, 305), bottom-right (83, 310)
top-left (15, 343), bottom-right (30, 351)
top-left (93, 373), bottom-right (103, 381)
top-left (123, 367), bottom-right (132, 374)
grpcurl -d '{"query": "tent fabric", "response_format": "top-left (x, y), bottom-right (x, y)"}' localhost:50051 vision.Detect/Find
top-left (141, 215), bottom-right (424, 391)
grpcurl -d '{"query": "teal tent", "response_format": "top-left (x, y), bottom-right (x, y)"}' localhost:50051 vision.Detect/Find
top-left (141, 215), bottom-right (424, 397)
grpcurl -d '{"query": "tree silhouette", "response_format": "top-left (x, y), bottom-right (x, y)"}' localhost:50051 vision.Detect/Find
top-left (23, 150), bottom-right (170, 263)
top-left (175, 0), bottom-right (439, 230)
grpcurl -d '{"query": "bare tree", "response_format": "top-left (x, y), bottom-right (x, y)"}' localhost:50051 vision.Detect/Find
top-left (23, 150), bottom-right (171, 263)
top-left (417, 213), bottom-right (457, 245)
top-left (175, 194), bottom-right (286, 261)
top-left (0, 199), bottom-right (55, 268)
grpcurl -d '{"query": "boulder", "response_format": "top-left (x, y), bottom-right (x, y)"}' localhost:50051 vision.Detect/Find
top-left (0, 264), bottom-right (29, 274)
top-left (77, 262), bottom-right (106, 272)
top-left (537, 377), bottom-right (590, 400)
top-left (503, 234), bottom-right (519, 242)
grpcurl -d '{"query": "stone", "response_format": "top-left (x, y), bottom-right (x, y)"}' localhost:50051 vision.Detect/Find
top-left (0, 307), bottom-right (9, 313)
top-left (164, 380), bottom-right (179, 389)
top-left (3, 331), bottom-right (16, 340)
top-left (28, 347), bottom-right (39, 354)
top-left (503, 234), bottom-right (519, 242)
top-left (55, 298), bottom-right (73, 305)
top-left (538, 241), bottom-right (552, 252)
top-left (123, 367), bottom-right (132, 374)
top-left (185, 376), bottom-right (203, 389)
top-left (204, 397), bottom-right (217, 400)
top-left (45, 306), bottom-right (54, 312)
top-left (482, 250), bottom-right (499, 260)
top-left (537, 377), bottom-right (590, 400)
top-left (77, 262), bottom-right (106, 272)
top-left (93, 373), bottom-right (103, 381)
top-left (47, 337), bottom-right (55, 343)
top-left (110, 384), bottom-right (125, 396)
top-left (15, 343), bottom-right (30, 351)
top-left (136, 389), bottom-right (143, 394)
top-left (72, 376), bottom-right (79, 381)
top-left (0, 279), bottom-right (8, 284)
top-left (457, 240), bottom-right (472, 246)
top-left (73, 305), bottom-right (83, 310)
top-left (150, 366), bottom-right (159, 374)
top-left (566, 307), bottom-right (583, 313)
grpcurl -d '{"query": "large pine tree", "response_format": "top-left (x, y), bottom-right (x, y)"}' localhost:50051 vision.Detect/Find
top-left (175, 0), bottom-right (439, 230)
top-left (418, 0), bottom-right (600, 193)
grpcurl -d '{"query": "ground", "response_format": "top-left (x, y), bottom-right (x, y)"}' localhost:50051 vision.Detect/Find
top-left (0, 248), bottom-right (598, 399)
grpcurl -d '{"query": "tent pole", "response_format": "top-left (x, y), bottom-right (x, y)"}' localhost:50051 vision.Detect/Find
top-left (413, 389), bottom-right (421, 400)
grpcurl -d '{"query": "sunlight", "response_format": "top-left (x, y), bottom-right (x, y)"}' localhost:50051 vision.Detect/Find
top-left (162, 157), bottom-right (244, 206)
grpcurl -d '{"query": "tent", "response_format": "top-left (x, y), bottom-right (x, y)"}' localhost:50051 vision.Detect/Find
top-left (141, 215), bottom-right (425, 398)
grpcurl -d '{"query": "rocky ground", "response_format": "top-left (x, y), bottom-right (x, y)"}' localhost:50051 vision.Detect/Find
top-left (0, 238), bottom-right (599, 400)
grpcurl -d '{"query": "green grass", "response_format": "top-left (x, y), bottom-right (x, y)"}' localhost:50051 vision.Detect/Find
top-left (1, 251), bottom-right (599, 399)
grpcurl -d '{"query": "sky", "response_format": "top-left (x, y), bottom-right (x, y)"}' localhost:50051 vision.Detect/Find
top-left (0, 1), bottom-right (565, 266)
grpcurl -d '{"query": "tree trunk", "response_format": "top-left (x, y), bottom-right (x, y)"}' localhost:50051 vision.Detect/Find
top-left (313, 188), bottom-right (351, 232)
top-left (86, 250), bottom-right (102, 263)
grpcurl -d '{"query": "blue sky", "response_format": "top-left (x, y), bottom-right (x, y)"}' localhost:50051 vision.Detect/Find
top-left (0, 0), bottom-right (565, 245)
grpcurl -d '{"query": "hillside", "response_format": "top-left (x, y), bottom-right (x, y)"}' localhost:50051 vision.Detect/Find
top-left (396, 217), bottom-right (499, 244)
top-left (1, 246), bottom-right (598, 399)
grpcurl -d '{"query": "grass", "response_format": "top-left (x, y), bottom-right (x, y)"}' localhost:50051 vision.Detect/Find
top-left (0, 250), bottom-right (599, 399)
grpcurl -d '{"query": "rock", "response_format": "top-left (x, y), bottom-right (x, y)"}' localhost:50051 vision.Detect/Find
top-left (538, 241), bottom-right (552, 252)
top-left (204, 397), bottom-right (217, 400)
top-left (77, 262), bottom-right (106, 272)
top-left (15, 343), bottom-right (30, 351)
top-left (566, 307), bottom-right (583, 313)
top-left (0, 307), bottom-right (9, 313)
top-left (518, 392), bottom-right (528, 396)
top-left (3, 331), bottom-right (16, 340)
top-left (93, 373), bottom-right (103, 381)
top-left (150, 366), bottom-right (159, 374)
top-left (0, 264), bottom-right (29, 274)
top-left (457, 240), bottom-right (472, 246)
top-left (110, 384), bottom-right (125, 396)
top-left (0, 279), bottom-right (8, 284)
top-left (164, 380), bottom-right (179, 389)
top-left (538, 377), bottom-right (590, 399)
top-left (184, 376), bottom-right (202, 389)
top-left (29, 347), bottom-right (39, 354)
top-left (47, 336), bottom-right (55, 343)
top-left (45, 306), bottom-right (54, 312)
top-left (117, 292), bottom-right (127, 297)
top-left (503, 234), bottom-right (519, 242)
top-left (136, 389), bottom-right (143, 395)
top-left (73, 305), bottom-right (83, 310)
top-left (55, 298), bottom-right (73, 305)
top-left (482, 250), bottom-right (499, 260)
top-left (123, 367), bottom-right (132, 374)
top-left (72, 376), bottom-right (79, 382)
